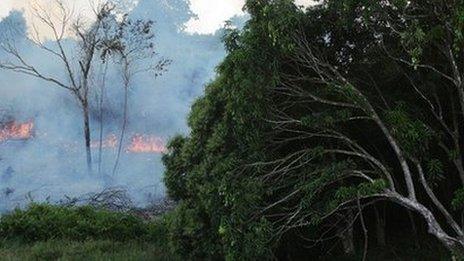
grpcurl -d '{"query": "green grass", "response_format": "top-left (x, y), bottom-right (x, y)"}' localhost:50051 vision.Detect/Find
top-left (0, 204), bottom-right (180, 260)
top-left (0, 240), bottom-right (179, 261)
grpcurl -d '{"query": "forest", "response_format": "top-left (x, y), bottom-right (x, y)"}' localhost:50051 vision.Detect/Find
top-left (1, 0), bottom-right (464, 260)
top-left (161, 0), bottom-right (464, 259)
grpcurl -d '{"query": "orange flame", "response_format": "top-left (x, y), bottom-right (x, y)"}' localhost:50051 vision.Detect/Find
top-left (91, 134), bottom-right (118, 149)
top-left (0, 120), bottom-right (34, 142)
top-left (126, 134), bottom-right (166, 154)
top-left (0, 120), bottom-right (165, 155)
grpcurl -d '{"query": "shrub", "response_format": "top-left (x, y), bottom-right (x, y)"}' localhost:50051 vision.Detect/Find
top-left (0, 204), bottom-right (150, 242)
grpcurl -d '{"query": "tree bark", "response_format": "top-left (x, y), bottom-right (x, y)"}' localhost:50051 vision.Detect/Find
top-left (374, 205), bottom-right (386, 247)
top-left (407, 210), bottom-right (419, 248)
top-left (98, 64), bottom-right (108, 176)
top-left (83, 103), bottom-right (92, 174)
top-left (112, 84), bottom-right (128, 176)
top-left (341, 226), bottom-right (355, 255)
top-left (340, 210), bottom-right (355, 255)
top-left (98, 96), bottom-right (104, 176)
top-left (388, 193), bottom-right (463, 254)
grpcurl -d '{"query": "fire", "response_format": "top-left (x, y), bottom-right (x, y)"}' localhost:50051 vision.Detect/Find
top-left (126, 134), bottom-right (166, 154)
top-left (91, 134), bottom-right (118, 149)
top-left (0, 119), bottom-right (165, 155)
top-left (0, 120), bottom-right (34, 142)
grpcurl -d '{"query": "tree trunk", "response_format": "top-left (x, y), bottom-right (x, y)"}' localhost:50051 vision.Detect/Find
top-left (341, 226), bottom-right (355, 255)
top-left (407, 210), bottom-right (419, 248)
top-left (389, 193), bottom-right (464, 255)
top-left (374, 205), bottom-right (386, 247)
top-left (340, 210), bottom-right (355, 255)
top-left (83, 103), bottom-right (92, 174)
top-left (98, 64), bottom-right (109, 176)
top-left (98, 97), bottom-right (104, 175)
top-left (112, 83), bottom-right (128, 176)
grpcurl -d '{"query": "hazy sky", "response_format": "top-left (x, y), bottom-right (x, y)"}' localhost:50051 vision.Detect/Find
top-left (0, 0), bottom-right (316, 35)
top-left (186, 0), bottom-right (315, 33)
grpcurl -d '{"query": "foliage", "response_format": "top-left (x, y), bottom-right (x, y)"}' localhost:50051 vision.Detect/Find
top-left (163, 0), bottom-right (464, 259)
top-left (161, 1), bottom-right (305, 259)
top-left (452, 188), bottom-right (464, 211)
top-left (0, 240), bottom-right (179, 261)
top-left (384, 105), bottom-right (432, 157)
top-left (0, 204), bottom-right (155, 242)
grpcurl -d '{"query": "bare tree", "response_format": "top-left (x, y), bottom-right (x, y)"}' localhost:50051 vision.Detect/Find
top-left (0, 1), bottom-right (115, 173)
top-left (105, 15), bottom-right (170, 176)
top-left (97, 62), bottom-right (109, 175)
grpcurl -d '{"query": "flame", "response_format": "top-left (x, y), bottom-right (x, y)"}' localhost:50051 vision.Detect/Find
top-left (91, 134), bottom-right (118, 149)
top-left (0, 120), bottom-right (165, 155)
top-left (126, 134), bottom-right (166, 154)
top-left (0, 120), bottom-right (34, 142)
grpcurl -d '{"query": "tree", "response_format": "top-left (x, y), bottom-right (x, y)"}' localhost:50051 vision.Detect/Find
top-left (163, 0), bottom-right (464, 259)
top-left (107, 14), bottom-right (170, 176)
top-left (271, 0), bottom-right (464, 255)
top-left (162, 1), bottom-right (297, 259)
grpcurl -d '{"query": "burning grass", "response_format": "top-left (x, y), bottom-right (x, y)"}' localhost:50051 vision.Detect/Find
top-left (90, 134), bottom-right (118, 149)
top-left (126, 134), bottom-right (167, 154)
top-left (0, 120), bottom-right (166, 154)
top-left (0, 120), bottom-right (34, 142)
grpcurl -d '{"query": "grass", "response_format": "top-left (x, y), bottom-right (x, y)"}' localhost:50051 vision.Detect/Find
top-left (0, 240), bottom-right (179, 261)
top-left (0, 204), bottom-right (180, 260)
top-left (0, 204), bottom-right (451, 260)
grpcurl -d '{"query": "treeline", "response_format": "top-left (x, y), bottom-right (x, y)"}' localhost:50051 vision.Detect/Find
top-left (162, 0), bottom-right (464, 260)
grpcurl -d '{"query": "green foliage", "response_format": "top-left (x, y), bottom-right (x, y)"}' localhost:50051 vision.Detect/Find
top-left (0, 204), bottom-right (152, 242)
top-left (301, 110), bottom-right (353, 128)
top-left (162, 1), bottom-right (301, 259)
top-left (163, 0), bottom-right (464, 259)
top-left (163, 135), bottom-right (189, 200)
top-left (452, 188), bottom-right (464, 211)
top-left (300, 160), bottom-right (357, 208)
top-left (426, 159), bottom-right (445, 187)
top-left (329, 180), bottom-right (387, 210)
top-left (0, 240), bottom-right (179, 261)
top-left (453, 1), bottom-right (464, 51)
top-left (385, 105), bottom-right (432, 157)
top-left (400, 21), bottom-right (426, 67)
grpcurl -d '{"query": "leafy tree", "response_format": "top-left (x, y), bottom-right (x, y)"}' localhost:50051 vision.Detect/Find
top-left (164, 0), bottom-right (464, 259)
top-left (162, 1), bottom-right (290, 258)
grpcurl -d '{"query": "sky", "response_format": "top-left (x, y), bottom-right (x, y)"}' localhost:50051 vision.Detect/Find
top-left (185, 0), bottom-right (315, 33)
top-left (0, 0), bottom-right (316, 35)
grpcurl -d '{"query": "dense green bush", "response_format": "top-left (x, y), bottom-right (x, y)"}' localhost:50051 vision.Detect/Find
top-left (0, 204), bottom-right (157, 242)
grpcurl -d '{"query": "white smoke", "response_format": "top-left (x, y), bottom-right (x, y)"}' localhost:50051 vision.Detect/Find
top-left (0, 0), bottom-right (232, 211)
top-left (0, 0), bottom-right (310, 211)
top-left (0, 0), bottom-right (139, 40)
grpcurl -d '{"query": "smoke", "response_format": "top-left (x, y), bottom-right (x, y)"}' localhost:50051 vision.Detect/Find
top-left (0, 0), bottom-right (139, 41)
top-left (0, 0), bottom-right (314, 211)
top-left (0, 0), bottom-right (239, 211)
